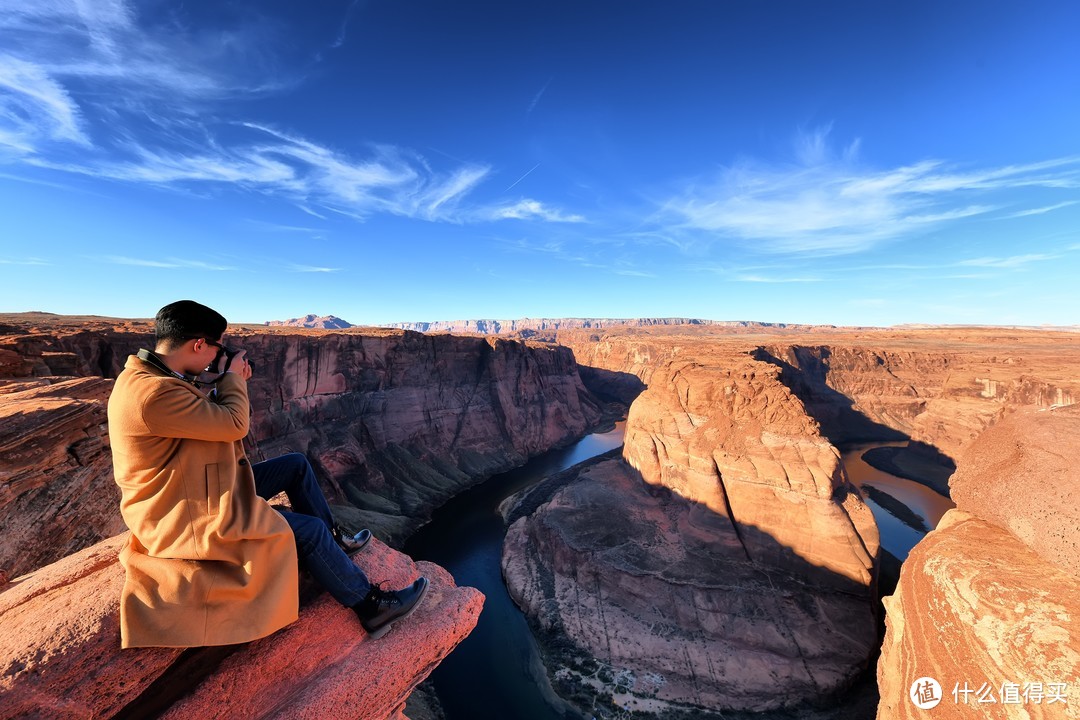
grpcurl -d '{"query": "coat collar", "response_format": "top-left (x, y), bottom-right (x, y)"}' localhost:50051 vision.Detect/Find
top-left (133, 349), bottom-right (199, 386)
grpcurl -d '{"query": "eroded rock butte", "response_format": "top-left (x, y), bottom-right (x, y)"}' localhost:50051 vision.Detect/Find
top-left (503, 324), bottom-right (1080, 716)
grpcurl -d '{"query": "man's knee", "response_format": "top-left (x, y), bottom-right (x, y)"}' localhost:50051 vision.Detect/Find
top-left (286, 512), bottom-right (329, 555)
top-left (281, 452), bottom-right (312, 473)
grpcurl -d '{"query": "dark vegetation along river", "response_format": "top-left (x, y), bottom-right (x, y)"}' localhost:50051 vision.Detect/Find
top-left (406, 429), bottom-right (953, 719)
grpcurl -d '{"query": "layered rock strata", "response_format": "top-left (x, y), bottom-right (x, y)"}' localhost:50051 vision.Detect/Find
top-left (877, 510), bottom-right (1079, 719)
top-left (242, 331), bottom-right (603, 543)
top-left (559, 327), bottom-right (1080, 492)
top-left (876, 405), bottom-right (1080, 719)
top-left (0, 377), bottom-right (125, 577)
top-left (0, 534), bottom-right (483, 719)
top-left (0, 320), bottom-right (603, 576)
top-left (505, 328), bottom-right (1080, 716)
top-left (504, 350), bottom-right (882, 713)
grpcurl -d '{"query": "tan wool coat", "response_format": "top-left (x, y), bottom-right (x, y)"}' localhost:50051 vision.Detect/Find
top-left (108, 354), bottom-right (299, 648)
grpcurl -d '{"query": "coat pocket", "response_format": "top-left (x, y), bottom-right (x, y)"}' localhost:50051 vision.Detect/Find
top-left (205, 463), bottom-right (220, 516)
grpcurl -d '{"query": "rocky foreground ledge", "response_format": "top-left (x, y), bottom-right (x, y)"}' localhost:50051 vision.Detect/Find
top-left (876, 406), bottom-right (1080, 719)
top-left (0, 535), bottom-right (483, 719)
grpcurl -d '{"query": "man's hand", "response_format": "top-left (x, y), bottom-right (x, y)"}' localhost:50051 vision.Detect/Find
top-left (226, 350), bottom-right (252, 381)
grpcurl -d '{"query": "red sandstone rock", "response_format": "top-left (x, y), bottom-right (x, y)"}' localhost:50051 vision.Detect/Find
top-left (560, 326), bottom-right (1080, 463)
top-left (0, 535), bottom-right (182, 718)
top-left (0, 535), bottom-right (482, 719)
top-left (0, 319), bottom-right (603, 576)
top-left (876, 510), bottom-right (1080, 719)
top-left (622, 357), bottom-right (879, 587)
top-left (507, 325), bottom-right (1080, 715)
top-left (876, 402), bottom-right (1080, 719)
top-left (0, 377), bottom-right (124, 577)
top-left (503, 345), bottom-right (882, 713)
top-left (948, 405), bottom-right (1080, 577)
top-left (504, 458), bottom-right (879, 713)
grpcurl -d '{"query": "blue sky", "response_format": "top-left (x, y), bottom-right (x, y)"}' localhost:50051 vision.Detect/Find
top-left (2, 0), bottom-right (1079, 326)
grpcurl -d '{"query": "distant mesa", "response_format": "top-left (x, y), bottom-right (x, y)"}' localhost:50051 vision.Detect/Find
top-left (380, 317), bottom-right (792, 334)
top-left (265, 314), bottom-right (352, 329)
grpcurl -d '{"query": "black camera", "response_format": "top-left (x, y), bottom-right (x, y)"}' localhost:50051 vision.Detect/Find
top-left (209, 346), bottom-right (254, 375)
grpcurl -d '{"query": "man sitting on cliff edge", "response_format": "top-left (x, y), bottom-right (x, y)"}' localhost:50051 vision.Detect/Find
top-left (108, 299), bottom-right (427, 648)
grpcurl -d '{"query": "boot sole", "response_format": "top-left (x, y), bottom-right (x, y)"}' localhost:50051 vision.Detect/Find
top-left (365, 577), bottom-right (429, 640)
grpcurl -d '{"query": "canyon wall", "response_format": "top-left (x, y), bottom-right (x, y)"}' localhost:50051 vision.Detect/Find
top-left (0, 320), bottom-right (603, 578)
top-left (0, 377), bottom-right (125, 580)
top-left (876, 405), bottom-right (1080, 718)
top-left (561, 327), bottom-right (1080, 490)
top-left (754, 342), bottom-right (1074, 459)
top-left (505, 327), bottom-right (1080, 717)
top-left (503, 344), bottom-right (882, 714)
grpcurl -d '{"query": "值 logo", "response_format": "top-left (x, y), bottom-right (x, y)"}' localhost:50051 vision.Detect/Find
top-left (910, 677), bottom-right (943, 709)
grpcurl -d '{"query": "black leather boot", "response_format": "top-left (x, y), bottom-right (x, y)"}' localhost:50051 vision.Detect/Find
top-left (332, 525), bottom-right (372, 556)
top-left (353, 577), bottom-right (429, 639)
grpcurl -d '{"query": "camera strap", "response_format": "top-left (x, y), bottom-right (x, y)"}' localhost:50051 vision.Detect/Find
top-left (136, 348), bottom-right (218, 387)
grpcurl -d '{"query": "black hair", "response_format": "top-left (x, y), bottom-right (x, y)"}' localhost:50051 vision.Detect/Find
top-left (155, 300), bottom-right (227, 349)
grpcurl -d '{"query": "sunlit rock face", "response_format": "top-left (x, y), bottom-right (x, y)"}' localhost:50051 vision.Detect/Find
top-left (506, 326), bottom-right (1080, 715)
top-left (947, 406), bottom-right (1080, 576)
top-left (504, 347), bottom-right (881, 713)
top-left (0, 319), bottom-right (603, 576)
top-left (876, 405), bottom-right (1080, 719)
top-left (622, 357), bottom-right (879, 587)
top-left (752, 343), bottom-right (1073, 463)
top-left (561, 326), bottom-right (1079, 451)
top-left (0, 533), bottom-right (483, 720)
top-left (265, 314), bottom-right (352, 329)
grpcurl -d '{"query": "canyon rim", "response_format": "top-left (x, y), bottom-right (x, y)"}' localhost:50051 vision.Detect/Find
top-left (2, 316), bottom-right (1079, 718)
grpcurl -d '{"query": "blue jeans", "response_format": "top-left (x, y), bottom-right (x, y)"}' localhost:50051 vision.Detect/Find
top-left (253, 452), bottom-right (371, 606)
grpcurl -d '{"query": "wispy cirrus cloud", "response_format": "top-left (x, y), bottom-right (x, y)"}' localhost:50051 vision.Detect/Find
top-left (1003, 200), bottom-right (1078, 218)
top-left (735, 274), bottom-right (822, 283)
top-left (0, 257), bottom-right (50, 265)
top-left (245, 220), bottom-right (324, 233)
top-left (102, 255), bottom-right (234, 270)
top-left (0, 55), bottom-right (90, 151)
top-left (490, 199), bottom-right (586, 223)
top-left (957, 253), bottom-right (1057, 268)
top-left (0, 0), bottom-right (266, 160)
top-left (289, 264), bottom-right (339, 273)
top-left (493, 237), bottom-right (654, 279)
top-left (0, 1), bottom-right (581, 226)
top-left (653, 127), bottom-right (1080, 256)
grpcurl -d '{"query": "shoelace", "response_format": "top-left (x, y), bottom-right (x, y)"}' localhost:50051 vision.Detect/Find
top-left (366, 582), bottom-right (401, 607)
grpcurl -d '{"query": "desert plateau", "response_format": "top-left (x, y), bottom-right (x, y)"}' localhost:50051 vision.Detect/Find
top-left (1, 315), bottom-right (1077, 718)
